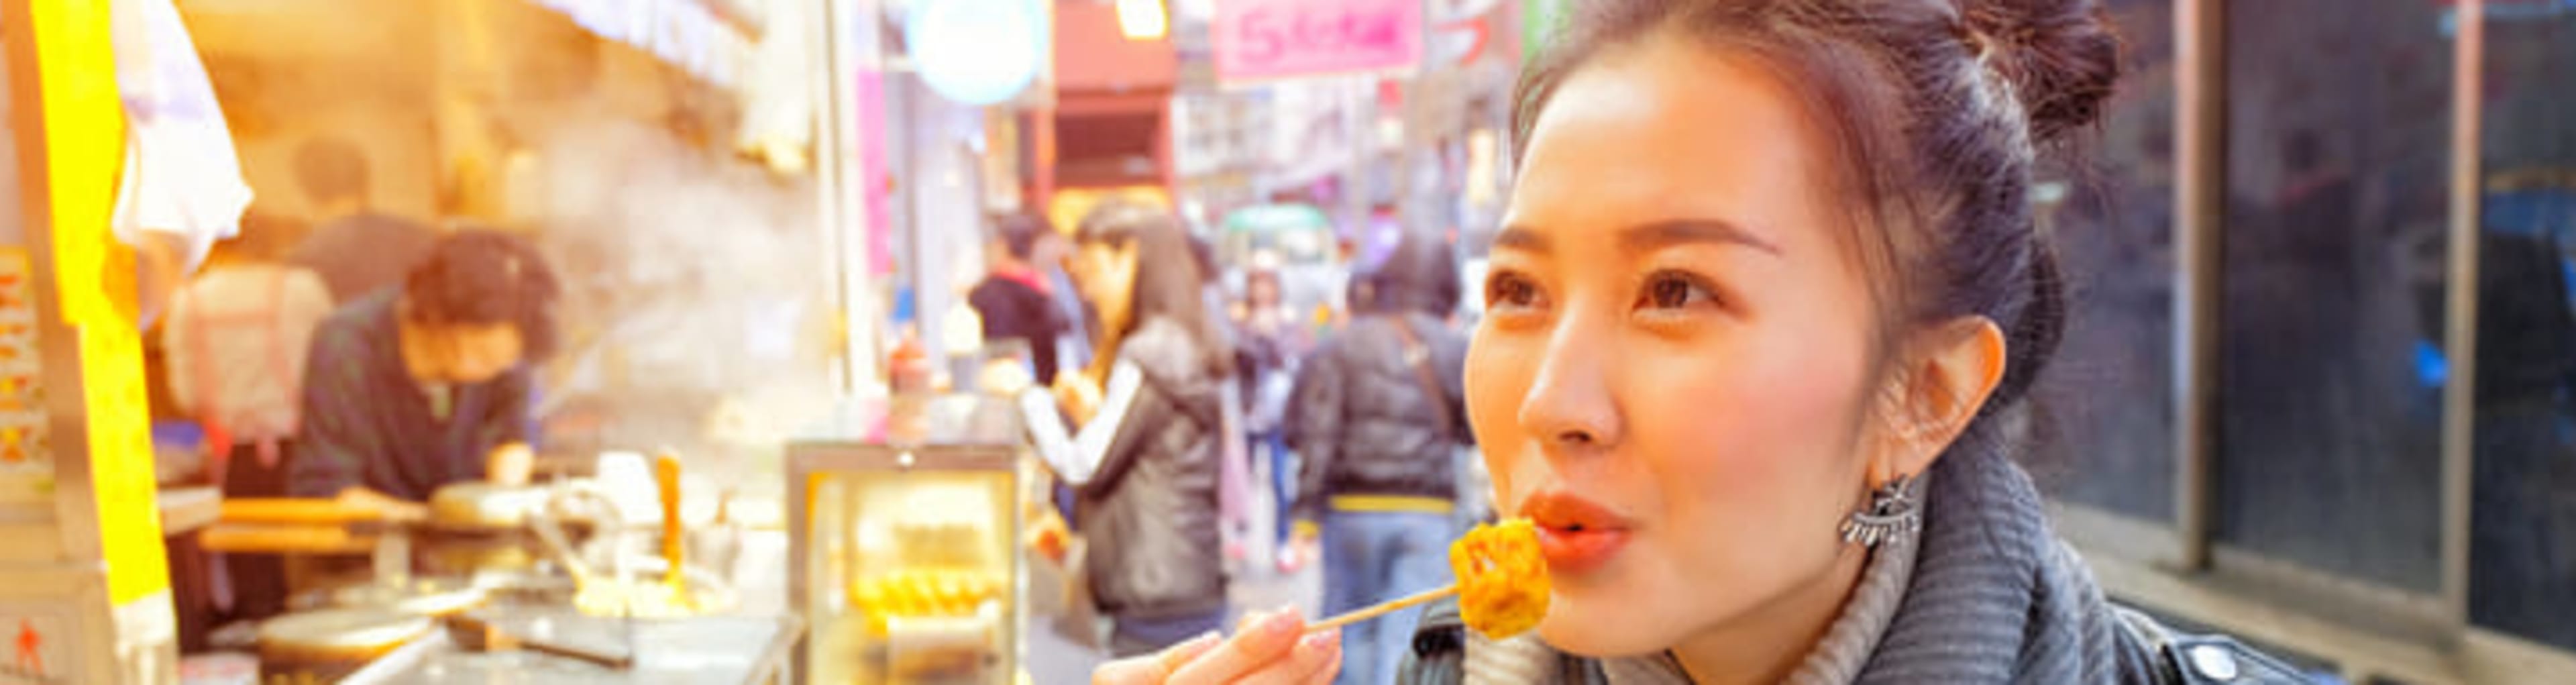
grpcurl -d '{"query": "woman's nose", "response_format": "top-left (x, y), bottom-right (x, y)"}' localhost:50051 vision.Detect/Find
top-left (1516, 322), bottom-right (1622, 453)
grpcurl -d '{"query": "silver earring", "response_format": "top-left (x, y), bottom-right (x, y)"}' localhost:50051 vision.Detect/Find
top-left (1840, 473), bottom-right (1921, 547)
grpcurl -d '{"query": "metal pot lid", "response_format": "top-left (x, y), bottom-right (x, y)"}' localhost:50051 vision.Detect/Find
top-left (259, 608), bottom-right (433, 650)
top-left (429, 482), bottom-right (550, 529)
top-left (328, 577), bottom-right (490, 617)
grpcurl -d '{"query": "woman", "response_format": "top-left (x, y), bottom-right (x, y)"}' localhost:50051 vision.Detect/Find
top-left (289, 229), bottom-right (557, 506)
top-left (1095, 0), bottom-right (2304, 682)
top-left (1026, 201), bottom-right (1235, 657)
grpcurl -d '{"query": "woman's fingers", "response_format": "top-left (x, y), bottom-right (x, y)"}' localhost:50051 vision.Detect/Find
top-left (1091, 631), bottom-right (1222, 685)
top-left (1089, 609), bottom-right (1339, 685)
top-left (1164, 609), bottom-right (1307, 685)
top-left (1302, 635), bottom-right (1344, 685)
top-left (1240, 627), bottom-right (1341, 685)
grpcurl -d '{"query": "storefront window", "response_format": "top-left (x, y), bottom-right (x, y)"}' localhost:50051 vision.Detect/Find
top-left (2028, 0), bottom-right (2178, 524)
top-left (2214, 0), bottom-right (2453, 592)
top-left (2468, 7), bottom-right (2576, 652)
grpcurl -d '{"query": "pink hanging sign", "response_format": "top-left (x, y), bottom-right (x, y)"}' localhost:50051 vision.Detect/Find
top-left (1215, 0), bottom-right (1425, 81)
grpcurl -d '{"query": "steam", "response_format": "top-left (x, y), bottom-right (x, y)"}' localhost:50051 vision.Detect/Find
top-left (523, 118), bottom-right (834, 493)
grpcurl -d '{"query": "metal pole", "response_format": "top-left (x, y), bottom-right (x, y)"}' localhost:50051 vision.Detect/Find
top-left (2171, 0), bottom-right (2226, 571)
top-left (814, 0), bottom-right (851, 392)
top-left (2438, 0), bottom-right (2485, 627)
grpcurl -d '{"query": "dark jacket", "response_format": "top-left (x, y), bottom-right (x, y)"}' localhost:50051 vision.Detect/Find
top-left (1396, 447), bottom-right (2306, 684)
top-left (1287, 311), bottom-right (1470, 524)
top-left (288, 292), bottom-right (535, 500)
top-left (1077, 317), bottom-right (1230, 621)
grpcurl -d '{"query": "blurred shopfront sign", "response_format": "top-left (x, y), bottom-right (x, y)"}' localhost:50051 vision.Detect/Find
top-left (528, 0), bottom-right (753, 89)
top-left (1214, 0), bottom-right (1424, 82)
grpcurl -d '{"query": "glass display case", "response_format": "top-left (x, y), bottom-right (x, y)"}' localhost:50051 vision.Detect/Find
top-left (788, 396), bottom-right (1030, 685)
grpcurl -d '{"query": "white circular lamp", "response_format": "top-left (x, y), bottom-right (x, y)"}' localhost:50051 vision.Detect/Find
top-left (906, 0), bottom-right (1044, 106)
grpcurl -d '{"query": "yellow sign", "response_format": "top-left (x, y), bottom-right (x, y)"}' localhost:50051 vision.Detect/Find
top-left (19, 0), bottom-right (172, 605)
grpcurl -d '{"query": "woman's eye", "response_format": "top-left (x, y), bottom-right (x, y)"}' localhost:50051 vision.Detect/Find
top-left (1486, 272), bottom-right (1546, 312)
top-left (1638, 271), bottom-right (1719, 311)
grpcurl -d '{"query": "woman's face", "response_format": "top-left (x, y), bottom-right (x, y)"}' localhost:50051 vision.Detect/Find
top-left (1072, 238), bottom-right (1140, 330)
top-left (1467, 35), bottom-right (1887, 656)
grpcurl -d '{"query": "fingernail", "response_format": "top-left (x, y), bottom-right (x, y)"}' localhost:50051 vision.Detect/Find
top-left (1300, 627), bottom-right (1339, 651)
top-left (1263, 609), bottom-right (1300, 637)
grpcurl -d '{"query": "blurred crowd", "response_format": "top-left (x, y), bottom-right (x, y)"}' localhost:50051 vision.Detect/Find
top-left (975, 203), bottom-right (1479, 682)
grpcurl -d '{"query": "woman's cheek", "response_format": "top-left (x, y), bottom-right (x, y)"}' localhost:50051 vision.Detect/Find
top-left (1464, 329), bottom-right (1539, 507)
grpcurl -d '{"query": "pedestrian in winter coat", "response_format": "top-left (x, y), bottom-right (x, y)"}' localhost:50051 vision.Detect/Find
top-left (1284, 235), bottom-right (1472, 685)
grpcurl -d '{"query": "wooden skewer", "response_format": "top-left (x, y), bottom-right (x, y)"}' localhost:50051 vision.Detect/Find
top-left (1307, 583), bottom-right (1459, 633)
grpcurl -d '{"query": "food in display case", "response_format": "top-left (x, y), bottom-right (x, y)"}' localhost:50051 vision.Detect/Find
top-left (849, 569), bottom-right (1010, 635)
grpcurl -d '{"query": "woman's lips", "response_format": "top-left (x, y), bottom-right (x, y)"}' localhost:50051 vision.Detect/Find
top-left (1521, 491), bottom-right (1637, 573)
top-left (1536, 527), bottom-right (1631, 573)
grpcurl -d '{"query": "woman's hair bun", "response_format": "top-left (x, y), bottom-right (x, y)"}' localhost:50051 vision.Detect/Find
top-left (1960, 0), bottom-right (2123, 144)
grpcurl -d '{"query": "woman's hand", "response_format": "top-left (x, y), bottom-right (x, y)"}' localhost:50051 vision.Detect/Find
top-left (1093, 609), bottom-right (1341, 685)
top-left (1028, 510), bottom-right (1073, 565)
top-left (1055, 372), bottom-right (1106, 425)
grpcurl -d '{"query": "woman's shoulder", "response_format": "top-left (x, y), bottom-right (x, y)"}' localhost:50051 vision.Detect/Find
top-left (1123, 317), bottom-right (1203, 360)
top-left (1121, 317), bottom-right (1222, 384)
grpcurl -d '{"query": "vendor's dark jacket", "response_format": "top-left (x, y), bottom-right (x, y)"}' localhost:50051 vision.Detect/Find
top-left (1078, 317), bottom-right (1230, 621)
top-left (287, 291), bottom-right (535, 501)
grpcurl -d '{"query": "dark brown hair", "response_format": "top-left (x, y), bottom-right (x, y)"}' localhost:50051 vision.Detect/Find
top-left (1513, 0), bottom-right (2118, 427)
top-left (1075, 201), bottom-right (1236, 378)
top-left (403, 228), bottom-right (563, 361)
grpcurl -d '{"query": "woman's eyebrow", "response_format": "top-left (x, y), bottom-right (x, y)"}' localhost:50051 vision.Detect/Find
top-left (1619, 219), bottom-right (1783, 257)
top-left (1492, 219), bottom-right (1782, 257)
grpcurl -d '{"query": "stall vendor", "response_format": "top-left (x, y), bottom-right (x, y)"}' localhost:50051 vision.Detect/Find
top-left (287, 229), bottom-right (560, 504)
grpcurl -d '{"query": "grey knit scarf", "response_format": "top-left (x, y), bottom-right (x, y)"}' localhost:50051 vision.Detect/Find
top-left (1465, 446), bottom-right (2160, 684)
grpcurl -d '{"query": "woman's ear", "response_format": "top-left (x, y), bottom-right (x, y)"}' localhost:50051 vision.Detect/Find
top-left (1868, 317), bottom-right (2008, 486)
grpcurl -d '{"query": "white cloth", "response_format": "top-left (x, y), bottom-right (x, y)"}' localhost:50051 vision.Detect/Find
top-left (162, 265), bottom-right (334, 443)
top-left (110, 0), bottom-right (252, 268)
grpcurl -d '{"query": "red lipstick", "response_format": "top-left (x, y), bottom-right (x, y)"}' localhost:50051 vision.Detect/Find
top-left (1521, 491), bottom-right (1636, 574)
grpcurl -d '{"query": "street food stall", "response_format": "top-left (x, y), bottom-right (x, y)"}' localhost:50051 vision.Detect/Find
top-left (199, 450), bottom-right (803, 682)
top-left (6, 0), bottom-right (1032, 679)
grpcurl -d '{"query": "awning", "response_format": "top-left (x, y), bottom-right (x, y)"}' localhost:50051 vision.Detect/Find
top-left (525, 0), bottom-right (756, 91)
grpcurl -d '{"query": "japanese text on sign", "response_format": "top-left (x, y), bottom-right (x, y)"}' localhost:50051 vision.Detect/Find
top-left (1216, 0), bottom-right (1424, 81)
